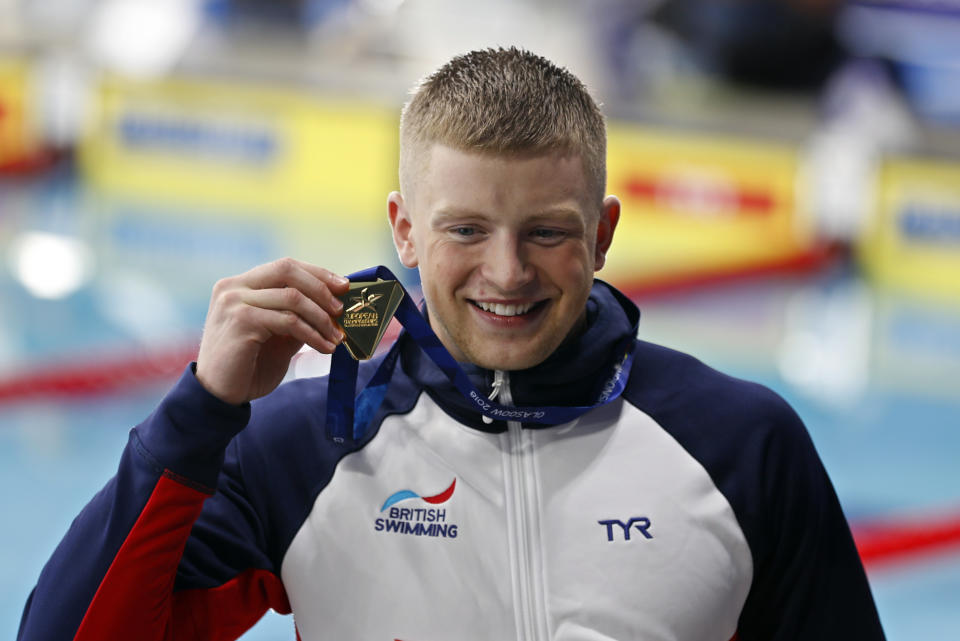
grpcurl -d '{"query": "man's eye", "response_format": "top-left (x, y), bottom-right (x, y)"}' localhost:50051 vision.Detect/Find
top-left (532, 228), bottom-right (565, 240)
top-left (451, 226), bottom-right (476, 237)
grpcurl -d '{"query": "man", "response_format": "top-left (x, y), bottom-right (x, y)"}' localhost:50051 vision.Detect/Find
top-left (19, 47), bottom-right (884, 640)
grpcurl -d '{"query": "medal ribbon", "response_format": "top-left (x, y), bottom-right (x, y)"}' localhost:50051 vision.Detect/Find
top-left (325, 266), bottom-right (637, 443)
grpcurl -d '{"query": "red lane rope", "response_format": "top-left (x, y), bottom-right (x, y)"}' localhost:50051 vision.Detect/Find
top-left (0, 341), bottom-right (199, 403)
top-left (619, 242), bottom-right (843, 301)
top-left (854, 512), bottom-right (960, 569)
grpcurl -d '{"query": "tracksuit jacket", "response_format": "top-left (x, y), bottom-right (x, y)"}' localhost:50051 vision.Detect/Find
top-left (18, 281), bottom-right (885, 640)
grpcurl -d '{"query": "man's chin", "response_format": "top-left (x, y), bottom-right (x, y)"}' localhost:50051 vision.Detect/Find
top-left (461, 343), bottom-right (554, 372)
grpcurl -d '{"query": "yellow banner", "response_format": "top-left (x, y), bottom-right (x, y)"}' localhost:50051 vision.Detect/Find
top-left (860, 157), bottom-right (960, 300)
top-left (603, 124), bottom-right (814, 288)
top-left (0, 58), bottom-right (37, 168)
top-left (79, 76), bottom-right (398, 222)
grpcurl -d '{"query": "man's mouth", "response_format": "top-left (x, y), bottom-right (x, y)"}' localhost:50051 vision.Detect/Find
top-left (470, 300), bottom-right (545, 317)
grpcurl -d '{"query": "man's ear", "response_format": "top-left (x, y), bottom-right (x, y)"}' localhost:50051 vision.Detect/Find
top-left (388, 191), bottom-right (419, 268)
top-left (594, 195), bottom-right (621, 271)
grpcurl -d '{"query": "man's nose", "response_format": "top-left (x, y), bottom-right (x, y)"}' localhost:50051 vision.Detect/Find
top-left (481, 234), bottom-right (534, 292)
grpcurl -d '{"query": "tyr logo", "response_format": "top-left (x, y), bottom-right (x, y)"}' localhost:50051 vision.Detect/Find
top-left (598, 517), bottom-right (653, 541)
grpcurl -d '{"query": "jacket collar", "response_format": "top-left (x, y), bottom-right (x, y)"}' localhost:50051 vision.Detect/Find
top-left (397, 280), bottom-right (640, 432)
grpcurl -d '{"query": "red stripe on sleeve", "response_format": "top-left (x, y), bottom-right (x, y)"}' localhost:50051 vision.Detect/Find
top-left (74, 473), bottom-right (208, 640)
top-left (172, 568), bottom-right (291, 641)
top-left (72, 472), bottom-right (288, 640)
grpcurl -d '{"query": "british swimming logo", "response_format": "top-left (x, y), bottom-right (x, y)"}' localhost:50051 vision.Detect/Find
top-left (374, 479), bottom-right (459, 539)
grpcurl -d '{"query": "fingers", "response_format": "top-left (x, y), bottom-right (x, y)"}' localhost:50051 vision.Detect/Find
top-left (239, 304), bottom-right (341, 354)
top-left (224, 258), bottom-right (350, 350)
top-left (242, 258), bottom-right (350, 309)
top-left (241, 286), bottom-right (344, 350)
top-left (196, 258), bottom-right (354, 403)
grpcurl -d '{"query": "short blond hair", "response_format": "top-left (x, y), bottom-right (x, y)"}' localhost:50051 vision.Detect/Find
top-left (399, 47), bottom-right (607, 205)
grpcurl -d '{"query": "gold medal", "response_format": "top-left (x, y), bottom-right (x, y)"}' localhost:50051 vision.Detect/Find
top-left (335, 279), bottom-right (405, 360)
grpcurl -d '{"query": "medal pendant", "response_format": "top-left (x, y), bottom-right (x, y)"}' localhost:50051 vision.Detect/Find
top-left (335, 279), bottom-right (404, 360)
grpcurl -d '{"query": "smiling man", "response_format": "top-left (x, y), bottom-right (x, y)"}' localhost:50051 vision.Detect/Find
top-left (388, 145), bottom-right (618, 371)
top-left (19, 48), bottom-right (885, 641)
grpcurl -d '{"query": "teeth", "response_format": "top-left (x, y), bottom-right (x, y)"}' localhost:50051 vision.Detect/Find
top-left (476, 301), bottom-right (535, 316)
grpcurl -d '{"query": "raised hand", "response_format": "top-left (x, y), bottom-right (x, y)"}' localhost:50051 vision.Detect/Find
top-left (195, 258), bottom-right (350, 405)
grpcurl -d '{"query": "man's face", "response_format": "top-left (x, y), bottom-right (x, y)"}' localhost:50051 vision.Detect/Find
top-left (389, 144), bottom-right (619, 371)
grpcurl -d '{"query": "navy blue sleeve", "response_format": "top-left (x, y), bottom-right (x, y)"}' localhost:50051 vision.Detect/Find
top-left (16, 365), bottom-right (277, 641)
top-left (624, 341), bottom-right (885, 640)
top-left (732, 395), bottom-right (885, 640)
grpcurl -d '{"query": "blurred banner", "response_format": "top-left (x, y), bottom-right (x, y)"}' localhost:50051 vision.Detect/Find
top-left (0, 57), bottom-right (39, 171)
top-left (79, 76), bottom-right (398, 221)
top-left (860, 156), bottom-right (960, 301)
top-left (604, 124), bottom-right (817, 289)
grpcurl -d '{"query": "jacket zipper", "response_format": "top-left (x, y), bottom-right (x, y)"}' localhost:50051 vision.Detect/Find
top-left (496, 370), bottom-right (549, 641)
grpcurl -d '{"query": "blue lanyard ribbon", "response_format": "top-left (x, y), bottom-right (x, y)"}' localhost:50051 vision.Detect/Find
top-left (325, 266), bottom-right (636, 443)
